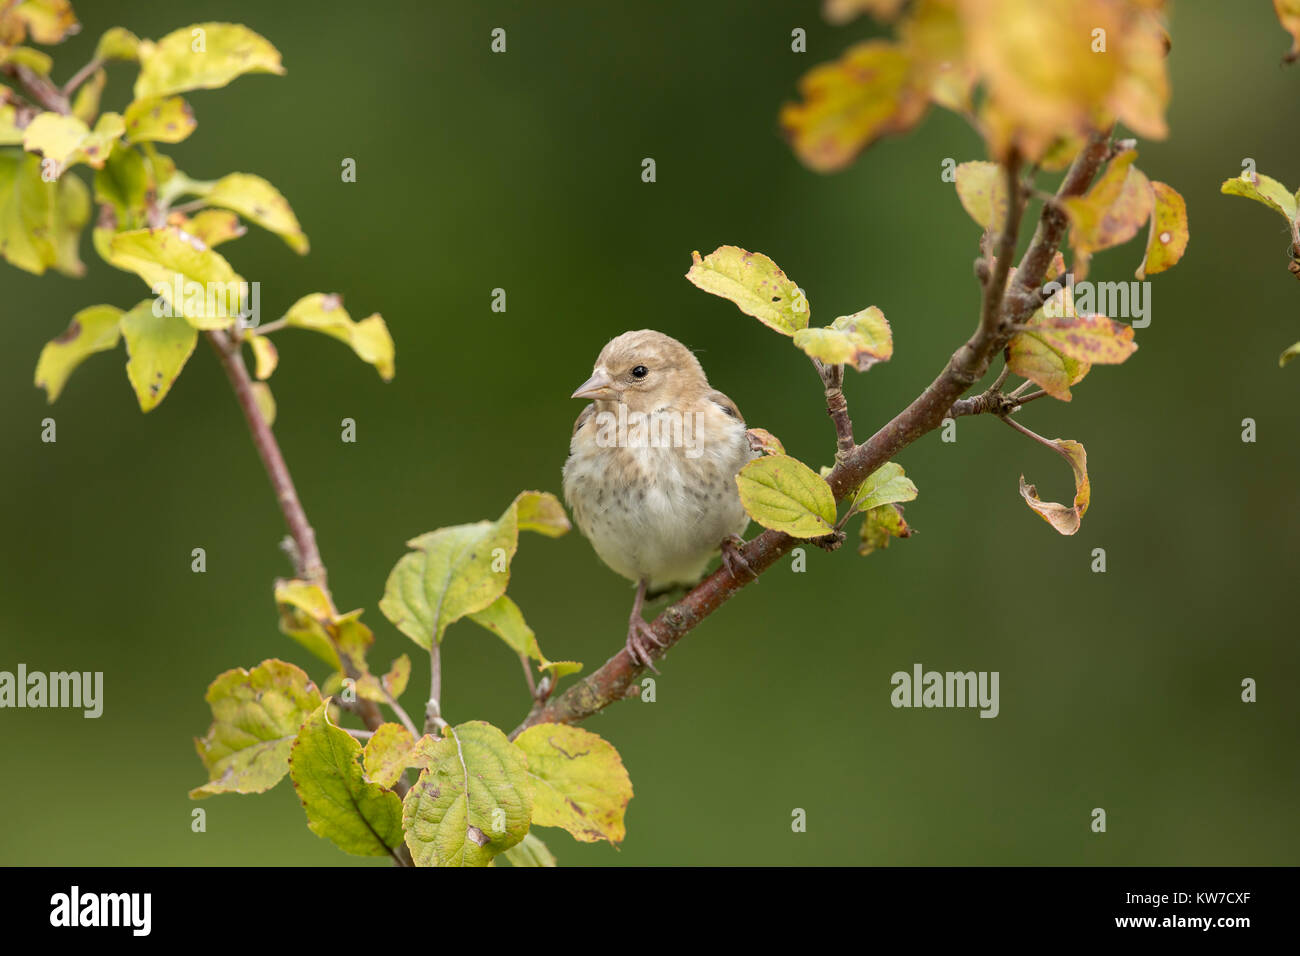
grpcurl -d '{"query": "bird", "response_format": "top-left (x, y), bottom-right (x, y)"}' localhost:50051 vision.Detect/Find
top-left (562, 329), bottom-right (757, 669)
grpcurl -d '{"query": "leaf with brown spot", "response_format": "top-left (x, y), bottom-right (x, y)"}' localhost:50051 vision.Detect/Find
top-left (1137, 180), bottom-right (1188, 279)
top-left (685, 245), bottom-right (809, 335)
top-left (746, 427), bottom-right (785, 457)
top-left (514, 724), bottom-right (633, 844)
top-left (1061, 151), bottom-right (1154, 279)
top-left (34, 304), bottom-right (124, 402)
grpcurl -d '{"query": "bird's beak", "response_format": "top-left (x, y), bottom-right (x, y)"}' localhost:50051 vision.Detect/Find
top-left (571, 369), bottom-right (618, 401)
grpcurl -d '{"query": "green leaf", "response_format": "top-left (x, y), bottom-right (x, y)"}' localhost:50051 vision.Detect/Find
top-left (134, 23), bottom-right (286, 100)
top-left (514, 723), bottom-right (633, 844)
top-left (954, 160), bottom-right (1008, 230)
top-left (71, 69), bottom-right (106, 126)
top-left (1221, 170), bottom-right (1297, 223)
top-left (250, 380), bottom-right (275, 427)
top-left (204, 172), bottom-right (308, 254)
top-left (735, 454), bottom-right (836, 538)
top-left (274, 578), bottom-right (374, 674)
top-left (848, 461), bottom-right (917, 514)
top-left (246, 331), bottom-right (278, 379)
top-left (1281, 341), bottom-right (1300, 368)
top-left (685, 245), bottom-right (809, 335)
top-left (281, 293), bottom-right (393, 379)
top-left (95, 26), bottom-right (142, 62)
top-left (34, 305), bottom-right (123, 402)
top-left (793, 307), bottom-right (893, 371)
top-left (468, 594), bottom-right (544, 661)
top-left (123, 96), bottom-right (196, 145)
top-left (361, 723), bottom-right (423, 789)
top-left (1019, 439), bottom-right (1090, 536)
top-left (289, 701), bottom-right (405, 858)
top-left (502, 832), bottom-right (557, 867)
top-left (22, 111), bottom-right (123, 173)
top-left (539, 660), bottom-right (583, 679)
top-left (858, 502), bottom-right (912, 556)
top-left (93, 146), bottom-right (149, 228)
top-left (382, 654), bottom-right (411, 698)
top-left (514, 489), bottom-right (571, 537)
top-left (121, 299), bottom-right (198, 412)
top-left (380, 501), bottom-right (519, 648)
top-left (107, 226), bottom-right (247, 330)
top-left (1136, 180), bottom-right (1188, 279)
top-left (0, 148), bottom-right (89, 276)
top-left (0, 102), bottom-right (24, 146)
top-left (402, 721), bottom-right (533, 867)
top-left (183, 209), bottom-right (244, 248)
top-left (190, 658), bottom-right (322, 799)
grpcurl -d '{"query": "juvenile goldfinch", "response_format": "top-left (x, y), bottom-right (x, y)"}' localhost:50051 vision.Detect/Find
top-left (562, 330), bottom-right (757, 667)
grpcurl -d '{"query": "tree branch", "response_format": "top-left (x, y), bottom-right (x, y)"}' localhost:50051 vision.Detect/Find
top-left (814, 359), bottom-right (856, 462)
top-left (511, 129), bottom-right (1114, 738)
top-left (206, 329), bottom-right (327, 587)
top-left (206, 328), bottom-right (395, 747)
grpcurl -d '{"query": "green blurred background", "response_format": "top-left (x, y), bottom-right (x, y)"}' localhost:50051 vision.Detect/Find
top-left (2, 1), bottom-right (1296, 866)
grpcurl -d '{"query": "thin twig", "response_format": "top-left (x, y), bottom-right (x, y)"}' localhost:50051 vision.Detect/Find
top-left (424, 641), bottom-right (447, 735)
top-left (61, 58), bottom-right (103, 98)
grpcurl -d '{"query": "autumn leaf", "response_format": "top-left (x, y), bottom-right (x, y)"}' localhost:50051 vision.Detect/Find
top-left (1019, 439), bottom-right (1090, 535)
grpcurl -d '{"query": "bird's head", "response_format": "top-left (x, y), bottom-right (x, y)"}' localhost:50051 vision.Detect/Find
top-left (571, 329), bottom-right (708, 413)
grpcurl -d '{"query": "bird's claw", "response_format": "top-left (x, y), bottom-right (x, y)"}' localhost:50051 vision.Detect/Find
top-left (720, 534), bottom-right (758, 581)
top-left (626, 617), bottom-right (665, 673)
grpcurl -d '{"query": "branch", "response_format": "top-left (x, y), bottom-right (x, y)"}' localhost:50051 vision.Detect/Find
top-left (206, 329), bottom-right (327, 587)
top-left (814, 359), bottom-right (856, 462)
top-left (206, 328), bottom-right (394, 745)
top-left (511, 129), bottom-right (1114, 738)
top-left (1, 63), bottom-right (70, 115)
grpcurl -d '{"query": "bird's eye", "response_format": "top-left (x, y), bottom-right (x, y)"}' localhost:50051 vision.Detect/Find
top-left (631, 365), bottom-right (648, 379)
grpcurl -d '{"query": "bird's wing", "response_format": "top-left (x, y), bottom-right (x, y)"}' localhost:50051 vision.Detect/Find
top-left (572, 402), bottom-right (595, 437)
top-left (707, 389), bottom-right (744, 424)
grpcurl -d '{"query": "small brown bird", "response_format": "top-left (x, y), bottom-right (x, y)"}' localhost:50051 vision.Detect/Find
top-left (563, 330), bottom-right (756, 667)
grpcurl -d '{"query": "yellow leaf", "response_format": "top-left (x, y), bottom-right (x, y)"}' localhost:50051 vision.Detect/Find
top-left (1019, 439), bottom-right (1090, 535)
top-left (514, 724), bottom-right (633, 844)
top-left (283, 293), bottom-right (394, 380)
top-left (780, 40), bottom-right (927, 173)
top-left (34, 304), bottom-right (123, 402)
top-left (1136, 180), bottom-right (1188, 278)
top-left (685, 245), bottom-right (809, 335)
top-left (120, 300), bottom-right (198, 412)
top-left (204, 172), bottom-right (308, 254)
top-left (736, 454), bottom-right (836, 538)
top-left (134, 22), bottom-right (285, 99)
top-left (793, 306), bottom-right (893, 371)
top-left (124, 95), bottom-right (196, 144)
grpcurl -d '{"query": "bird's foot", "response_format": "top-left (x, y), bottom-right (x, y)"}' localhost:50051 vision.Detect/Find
top-left (720, 534), bottom-right (758, 581)
top-left (626, 616), bottom-right (665, 673)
